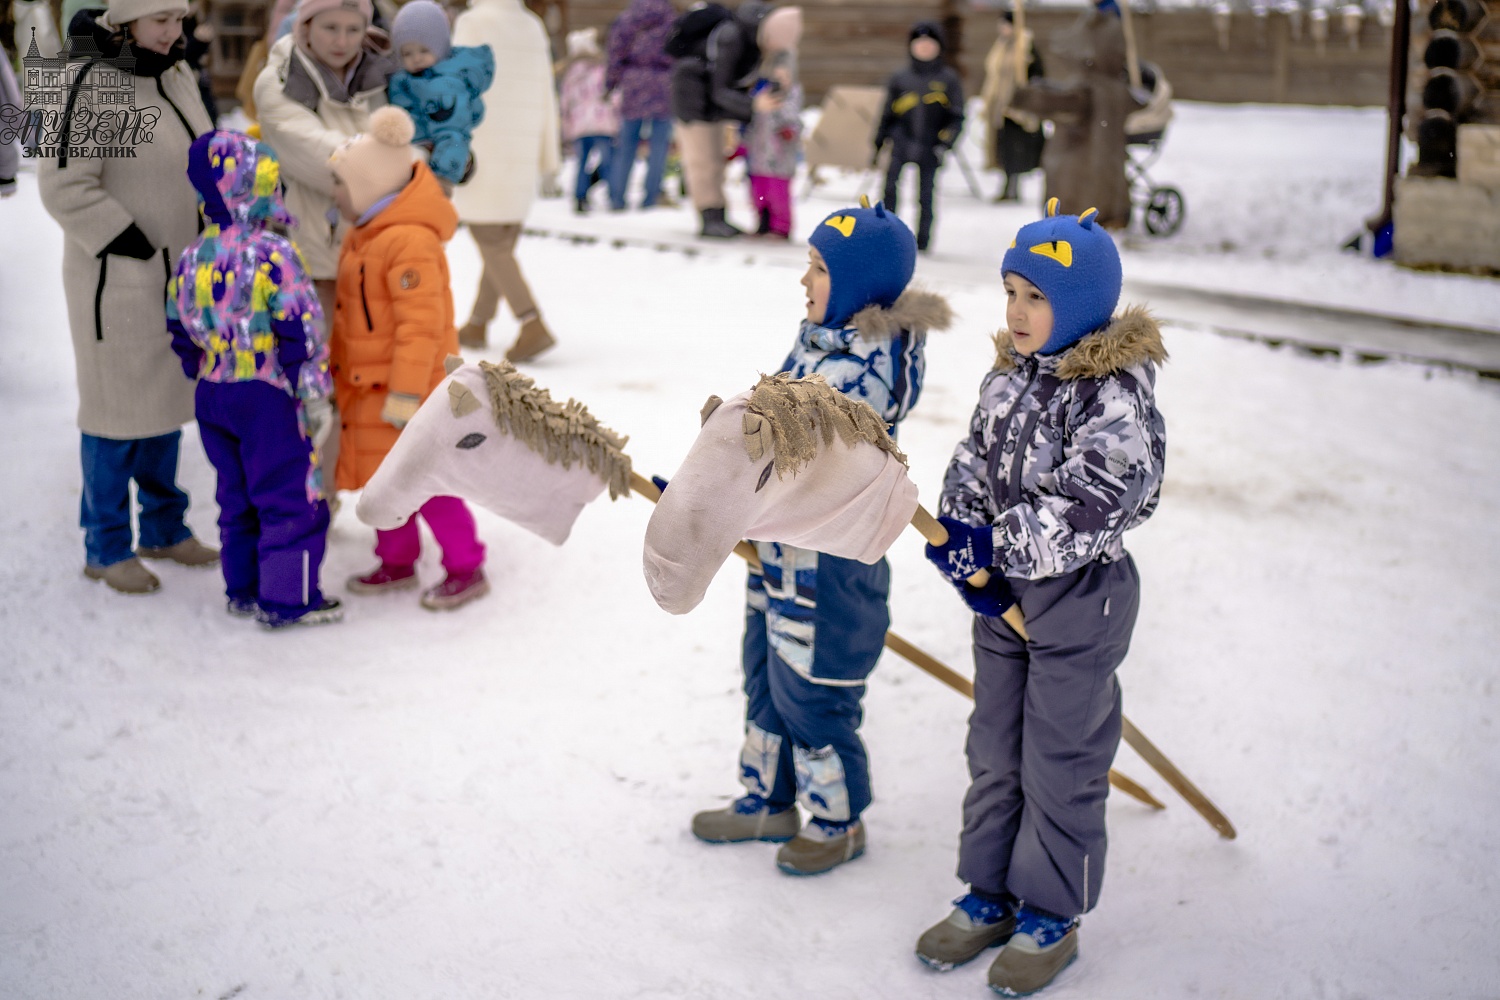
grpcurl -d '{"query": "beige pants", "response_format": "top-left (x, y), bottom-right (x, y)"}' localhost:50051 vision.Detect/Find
top-left (467, 223), bottom-right (539, 327)
top-left (676, 120), bottom-right (728, 211)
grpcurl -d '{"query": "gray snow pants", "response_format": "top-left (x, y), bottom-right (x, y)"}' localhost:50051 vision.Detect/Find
top-left (957, 554), bottom-right (1140, 919)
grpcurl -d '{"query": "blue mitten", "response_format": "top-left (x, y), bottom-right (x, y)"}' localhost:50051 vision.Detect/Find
top-left (650, 475), bottom-right (669, 494)
top-left (925, 516), bottom-right (995, 582)
top-left (950, 575), bottom-right (1016, 619)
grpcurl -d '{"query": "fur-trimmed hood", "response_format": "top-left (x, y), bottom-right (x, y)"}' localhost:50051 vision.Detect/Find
top-left (848, 288), bottom-right (953, 338)
top-left (993, 304), bottom-right (1166, 379)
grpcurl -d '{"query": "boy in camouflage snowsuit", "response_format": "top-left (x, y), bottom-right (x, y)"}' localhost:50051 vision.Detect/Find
top-left (918, 198), bottom-right (1167, 995)
top-left (691, 199), bottom-right (950, 876)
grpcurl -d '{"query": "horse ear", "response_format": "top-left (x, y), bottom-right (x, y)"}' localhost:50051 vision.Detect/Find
top-left (448, 380), bottom-right (481, 418)
top-left (699, 394), bottom-right (724, 427)
top-left (444, 354), bottom-right (465, 376)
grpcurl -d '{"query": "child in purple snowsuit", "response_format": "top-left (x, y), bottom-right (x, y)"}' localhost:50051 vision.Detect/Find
top-left (167, 130), bottom-right (341, 630)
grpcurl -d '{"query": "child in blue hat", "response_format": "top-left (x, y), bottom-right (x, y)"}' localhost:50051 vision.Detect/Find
top-left (690, 198), bottom-right (952, 876)
top-left (917, 199), bottom-right (1167, 995)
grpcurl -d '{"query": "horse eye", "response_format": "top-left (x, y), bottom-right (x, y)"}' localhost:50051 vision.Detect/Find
top-left (456, 433), bottom-right (486, 449)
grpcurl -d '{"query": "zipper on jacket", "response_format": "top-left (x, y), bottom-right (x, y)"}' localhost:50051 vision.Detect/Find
top-left (358, 264), bottom-right (373, 330)
top-left (986, 362), bottom-right (1038, 507)
top-left (93, 255), bottom-right (108, 341)
top-left (161, 247), bottom-right (171, 303)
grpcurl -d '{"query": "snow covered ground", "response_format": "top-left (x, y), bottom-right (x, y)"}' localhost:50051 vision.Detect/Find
top-left (2, 103), bottom-right (1499, 999)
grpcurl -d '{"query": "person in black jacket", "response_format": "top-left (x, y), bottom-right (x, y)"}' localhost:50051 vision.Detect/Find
top-left (668, 0), bottom-right (773, 238)
top-left (873, 21), bottom-right (965, 252)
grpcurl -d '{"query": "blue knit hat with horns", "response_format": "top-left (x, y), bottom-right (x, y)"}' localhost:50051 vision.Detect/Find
top-left (1001, 198), bottom-right (1122, 354)
top-left (807, 197), bottom-right (917, 329)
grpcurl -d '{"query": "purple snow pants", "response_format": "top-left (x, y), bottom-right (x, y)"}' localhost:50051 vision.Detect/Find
top-left (373, 495), bottom-right (485, 575)
top-left (196, 380), bottom-right (329, 617)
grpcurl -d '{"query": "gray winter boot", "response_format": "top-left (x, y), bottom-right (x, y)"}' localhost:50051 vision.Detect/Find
top-left (699, 207), bottom-right (742, 239)
top-left (84, 557), bottom-right (160, 595)
top-left (987, 907), bottom-right (1079, 996)
top-left (692, 794), bottom-right (800, 844)
top-left (775, 818), bottom-right (865, 875)
top-left (915, 893), bottom-right (1017, 971)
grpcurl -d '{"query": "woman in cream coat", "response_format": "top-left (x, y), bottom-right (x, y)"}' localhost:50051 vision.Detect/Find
top-left (451, 0), bottom-right (560, 363)
top-left (253, 0), bottom-right (394, 309)
top-left (39, 0), bottom-right (217, 594)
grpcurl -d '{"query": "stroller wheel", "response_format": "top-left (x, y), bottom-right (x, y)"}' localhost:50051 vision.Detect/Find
top-left (1144, 186), bottom-right (1185, 237)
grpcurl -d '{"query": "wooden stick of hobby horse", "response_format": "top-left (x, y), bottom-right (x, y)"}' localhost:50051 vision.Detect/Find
top-left (910, 501), bottom-right (1237, 839)
top-left (629, 472), bottom-right (1164, 813)
top-left (1119, 0), bottom-right (1144, 91)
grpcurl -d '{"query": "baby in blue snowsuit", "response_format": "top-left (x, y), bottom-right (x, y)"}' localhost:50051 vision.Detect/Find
top-left (386, 0), bottom-right (494, 189)
top-left (691, 198), bottom-right (952, 876)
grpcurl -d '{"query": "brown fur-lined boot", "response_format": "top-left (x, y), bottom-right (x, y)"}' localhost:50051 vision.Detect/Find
top-left (458, 321), bottom-right (488, 348)
top-left (505, 312), bottom-right (555, 363)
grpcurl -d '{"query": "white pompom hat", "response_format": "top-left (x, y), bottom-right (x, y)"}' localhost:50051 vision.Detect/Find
top-left (329, 106), bottom-right (418, 217)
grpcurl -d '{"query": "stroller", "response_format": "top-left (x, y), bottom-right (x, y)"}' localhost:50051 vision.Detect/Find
top-left (1124, 62), bottom-right (1185, 237)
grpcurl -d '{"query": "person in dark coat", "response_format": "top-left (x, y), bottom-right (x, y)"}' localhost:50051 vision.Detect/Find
top-left (873, 21), bottom-right (965, 252)
top-left (668, 0), bottom-right (773, 238)
top-left (980, 10), bottom-right (1045, 202)
top-left (1010, 0), bottom-right (1143, 229)
top-left (605, 0), bottom-right (676, 210)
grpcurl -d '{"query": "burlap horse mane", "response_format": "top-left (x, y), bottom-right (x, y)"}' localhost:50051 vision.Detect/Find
top-left (743, 373), bottom-right (907, 479)
top-left (477, 360), bottom-right (633, 500)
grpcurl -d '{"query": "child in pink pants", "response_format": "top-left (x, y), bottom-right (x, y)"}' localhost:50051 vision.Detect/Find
top-left (744, 54), bottom-right (802, 239)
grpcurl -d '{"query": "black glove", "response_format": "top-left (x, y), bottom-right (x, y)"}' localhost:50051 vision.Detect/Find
top-left (99, 223), bottom-right (155, 260)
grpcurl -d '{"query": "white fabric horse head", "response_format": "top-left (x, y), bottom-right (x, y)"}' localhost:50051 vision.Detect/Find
top-left (357, 360), bottom-right (631, 545)
top-left (643, 374), bottom-right (920, 615)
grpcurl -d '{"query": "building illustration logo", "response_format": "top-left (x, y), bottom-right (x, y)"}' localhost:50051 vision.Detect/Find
top-left (0, 27), bottom-right (161, 158)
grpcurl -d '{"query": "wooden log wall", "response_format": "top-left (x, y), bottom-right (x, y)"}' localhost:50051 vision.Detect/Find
top-left (568, 1), bottom-right (1395, 108)
top-left (176, 1), bottom-right (1396, 109)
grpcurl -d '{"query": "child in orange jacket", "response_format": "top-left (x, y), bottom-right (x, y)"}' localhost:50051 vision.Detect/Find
top-left (328, 105), bottom-right (489, 610)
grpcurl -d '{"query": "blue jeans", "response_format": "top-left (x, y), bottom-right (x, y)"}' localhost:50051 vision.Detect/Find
top-left (609, 118), bottom-right (673, 209)
top-left (79, 430), bottom-right (192, 568)
top-left (574, 134), bottom-right (614, 202)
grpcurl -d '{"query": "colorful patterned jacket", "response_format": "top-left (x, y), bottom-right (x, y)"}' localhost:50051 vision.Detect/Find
top-left (939, 307), bottom-right (1167, 581)
top-left (167, 131), bottom-right (330, 406)
top-left (605, 0), bottom-right (675, 121)
top-left (778, 289), bottom-right (951, 434)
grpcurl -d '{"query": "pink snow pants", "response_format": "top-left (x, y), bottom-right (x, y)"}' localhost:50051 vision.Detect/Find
top-left (750, 175), bottom-right (793, 237)
top-left (373, 495), bottom-right (485, 574)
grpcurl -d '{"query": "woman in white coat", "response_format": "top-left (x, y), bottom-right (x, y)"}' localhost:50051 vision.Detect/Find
top-left (253, 0), bottom-right (395, 316)
top-left (38, 0), bottom-right (218, 594)
top-left (451, 0), bottom-right (560, 363)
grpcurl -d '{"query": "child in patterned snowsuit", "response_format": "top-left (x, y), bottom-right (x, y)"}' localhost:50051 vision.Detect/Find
top-left (386, 0), bottom-right (495, 190)
top-left (917, 199), bottom-right (1167, 996)
top-left (168, 130), bottom-right (340, 629)
top-left (691, 199), bottom-right (951, 876)
top-left (742, 51), bottom-right (802, 239)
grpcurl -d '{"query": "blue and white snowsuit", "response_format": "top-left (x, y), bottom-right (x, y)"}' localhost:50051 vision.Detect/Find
top-left (738, 290), bottom-right (949, 823)
top-left (939, 306), bottom-right (1166, 919)
top-left (387, 45), bottom-right (495, 186)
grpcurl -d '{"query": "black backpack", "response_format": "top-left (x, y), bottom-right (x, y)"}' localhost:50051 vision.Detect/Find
top-left (663, 2), bottom-right (732, 59)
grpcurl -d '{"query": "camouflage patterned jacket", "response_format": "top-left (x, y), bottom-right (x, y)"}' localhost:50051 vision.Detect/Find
top-left (938, 306), bottom-right (1167, 580)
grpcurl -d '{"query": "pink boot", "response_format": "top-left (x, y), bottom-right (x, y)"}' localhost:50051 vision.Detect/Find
top-left (420, 568), bottom-right (490, 610)
top-left (347, 563), bottom-right (418, 594)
